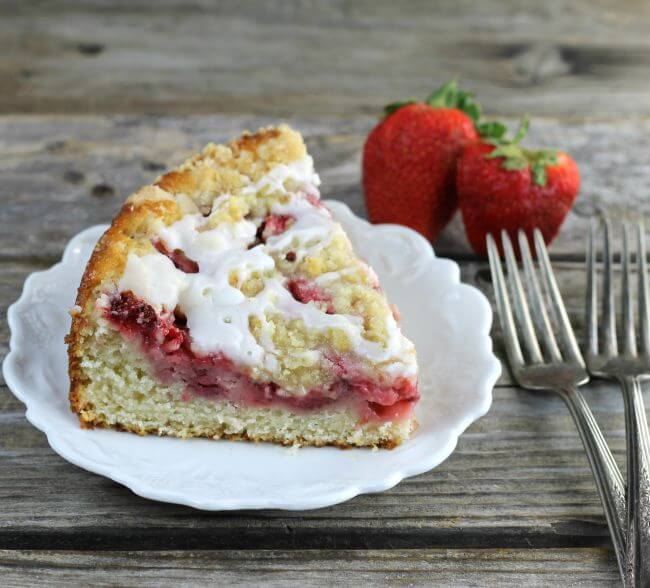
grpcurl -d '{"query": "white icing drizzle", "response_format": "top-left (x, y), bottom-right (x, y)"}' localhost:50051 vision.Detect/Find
top-left (120, 254), bottom-right (187, 311)
top-left (116, 156), bottom-right (417, 382)
top-left (241, 155), bottom-right (321, 197)
top-left (156, 202), bottom-right (259, 274)
top-left (315, 267), bottom-right (361, 285)
top-left (265, 195), bottom-right (335, 253)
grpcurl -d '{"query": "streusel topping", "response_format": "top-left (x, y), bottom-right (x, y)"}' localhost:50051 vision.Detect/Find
top-left (113, 153), bottom-right (417, 395)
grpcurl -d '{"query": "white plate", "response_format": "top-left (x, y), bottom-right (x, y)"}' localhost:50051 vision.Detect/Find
top-left (3, 201), bottom-right (501, 511)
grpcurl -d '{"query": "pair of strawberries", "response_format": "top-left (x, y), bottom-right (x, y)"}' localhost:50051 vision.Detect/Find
top-left (362, 81), bottom-right (580, 255)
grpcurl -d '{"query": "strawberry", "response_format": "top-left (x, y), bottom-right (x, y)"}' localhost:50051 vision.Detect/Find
top-left (362, 81), bottom-right (480, 241)
top-left (457, 118), bottom-right (580, 257)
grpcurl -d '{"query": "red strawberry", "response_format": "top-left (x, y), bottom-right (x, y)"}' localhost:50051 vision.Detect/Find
top-left (457, 119), bottom-right (580, 257)
top-left (363, 81), bottom-right (480, 241)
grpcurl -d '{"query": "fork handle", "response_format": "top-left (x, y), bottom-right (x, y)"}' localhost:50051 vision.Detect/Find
top-left (557, 386), bottom-right (628, 584)
top-left (620, 376), bottom-right (650, 587)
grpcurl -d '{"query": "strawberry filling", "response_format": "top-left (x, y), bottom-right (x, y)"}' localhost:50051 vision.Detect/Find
top-left (104, 292), bottom-right (418, 422)
top-left (287, 278), bottom-right (335, 314)
top-left (304, 192), bottom-right (325, 209)
top-left (260, 214), bottom-right (294, 241)
top-left (153, 241), bottom-right (199, 273)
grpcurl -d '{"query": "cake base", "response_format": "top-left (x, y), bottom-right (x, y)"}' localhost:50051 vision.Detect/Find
top-left (72, 329), bottom-right (415, 449)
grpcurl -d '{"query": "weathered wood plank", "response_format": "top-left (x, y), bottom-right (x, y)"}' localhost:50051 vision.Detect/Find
top-left (1, 1), bottom-right (646, 580)
top-left (1, 115), bottom-right (649, 263)
top-left (0, 263), bottom-right (630, 553)
top-left (0, 385), bottom-right (625, 549)
top-left (0, 170), bottom-right (631, 580)
top-left (0, 549), bottom-right (619, 587)
top-left (0, 251), bottom-right (635, 567)
top-left (3, 0), bottom-right (650, 119)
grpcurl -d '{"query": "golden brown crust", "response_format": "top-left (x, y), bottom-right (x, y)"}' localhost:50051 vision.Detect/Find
top-left (67, 198), bottom-right (178, 416)
top-left (68, 125), bottom-right (308, 424)
top-left (154, 170), bottom-right (196, 194)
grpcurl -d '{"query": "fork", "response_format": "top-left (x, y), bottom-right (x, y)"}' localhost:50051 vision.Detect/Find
top-left (586, 218), bottom-right (650, 586)
top-left (487, 229), bottom-right (628, 583)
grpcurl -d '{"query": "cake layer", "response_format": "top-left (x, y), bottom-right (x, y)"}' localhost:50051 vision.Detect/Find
top-left (103, 291), bottom-right (418, 424)
top-left (78, 328), bottom-right (414, 448)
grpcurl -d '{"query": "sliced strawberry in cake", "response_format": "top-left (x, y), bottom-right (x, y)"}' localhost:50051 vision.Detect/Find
top-left (67, 125), bottom-right (419, 448)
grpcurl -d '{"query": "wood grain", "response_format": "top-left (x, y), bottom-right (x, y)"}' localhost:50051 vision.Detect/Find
top-left (0, 244), bottom-right (634, 554)
top-left (3, 2), bottom-right (649, 578)
top-left (0, 253), bottom-right (631, 551)
top-left (0, 549), bottom-right (619, 587)
top-left (3, 0), bottom-right (650, 119)
top-left (0, 377), bottom-right (628, 550)
top-left (1, 115), bottom-right (649, 264)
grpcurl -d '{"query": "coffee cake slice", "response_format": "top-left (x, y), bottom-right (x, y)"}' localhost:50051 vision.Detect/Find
top-left (67, 125), bottom-right (419, 448)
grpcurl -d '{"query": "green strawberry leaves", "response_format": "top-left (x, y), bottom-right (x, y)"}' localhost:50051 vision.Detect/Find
top-left (384, 100), bottom-right (417, 115)
top-left (529, 150), bottom-right (559, 186)
top-left (426, 80), bottom-right (482, 125)
top-left (381, 80), bottom-right (561, 187)
top-left (476, 121), bottom-right (508, 140)
top-left (383, 80), bottom-right (483, 124)
top-left (484, 116), bottom-right (558, 186)
top-left (485, 117), bottom-right (530, 171)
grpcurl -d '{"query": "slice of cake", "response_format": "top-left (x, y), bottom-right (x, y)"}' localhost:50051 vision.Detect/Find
top-left (67, 125), bottom-right (419, 448)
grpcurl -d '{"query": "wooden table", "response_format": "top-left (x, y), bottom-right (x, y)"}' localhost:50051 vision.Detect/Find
top-left (2, 1), bottom-right (649, 585)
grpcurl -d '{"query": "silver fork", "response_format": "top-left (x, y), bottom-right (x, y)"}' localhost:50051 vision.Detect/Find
top-left (487, 229), bottom-right (628, 583)
top-left (586, 218), bottom-right (650, 586)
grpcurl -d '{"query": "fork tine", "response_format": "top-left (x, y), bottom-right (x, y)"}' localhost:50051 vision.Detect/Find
top-left (487, 234), bottom-right (525, 368)
top-left (586, 219), bottom-right (599, 356)
top-left (501, 231), bottom-right (544, 364)
top-left (621, 223), bottom-right (637, 355)
top-left (601, 218), bottom-right (618, 355)
top-left (637, 221), bottom-right (650, 354)
top-left (518, 231), bottom-right (562, 362)
top-left (533, 229), bottom-right (585, 365)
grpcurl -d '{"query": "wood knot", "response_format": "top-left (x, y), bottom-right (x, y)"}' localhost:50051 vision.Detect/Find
top-left (77, 42), bottom-right (105, 56)
top-left (510, 44), bottom-right (571, 86)
top-left (142, 160), bottom-right (166, 172)
top-left (91, 183), bottom-right (115, 198)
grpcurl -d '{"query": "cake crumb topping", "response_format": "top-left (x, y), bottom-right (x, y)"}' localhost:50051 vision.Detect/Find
top-left (114, 155), bottom-right (416, 394)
